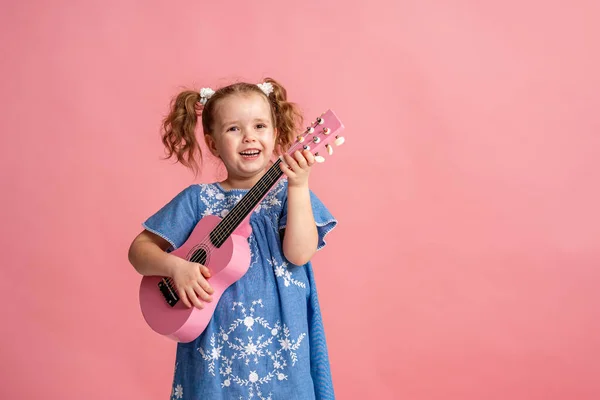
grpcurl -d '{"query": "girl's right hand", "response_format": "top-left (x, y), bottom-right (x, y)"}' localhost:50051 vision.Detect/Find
top-left (170, 259), bottom-right (214, 309)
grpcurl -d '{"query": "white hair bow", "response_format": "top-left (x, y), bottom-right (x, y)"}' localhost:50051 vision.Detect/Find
top-left (199, 88), bottom-right (215, 105)
top-left (256, 82), bottom-right (274, 96)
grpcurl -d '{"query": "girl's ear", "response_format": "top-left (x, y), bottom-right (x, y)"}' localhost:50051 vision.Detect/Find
top-left (204, 134), bottom-right (219, 157)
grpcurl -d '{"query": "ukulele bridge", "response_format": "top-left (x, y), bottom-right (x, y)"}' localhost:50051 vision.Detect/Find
top-left (158, 278), bottom-right (179, 307)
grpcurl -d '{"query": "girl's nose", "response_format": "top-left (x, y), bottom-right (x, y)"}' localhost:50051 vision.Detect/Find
top-left (242, 131), bottom-right (257, 142)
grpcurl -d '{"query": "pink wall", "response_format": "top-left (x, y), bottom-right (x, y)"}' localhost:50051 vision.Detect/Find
top-left (2, 0), bottom-right (599, 399)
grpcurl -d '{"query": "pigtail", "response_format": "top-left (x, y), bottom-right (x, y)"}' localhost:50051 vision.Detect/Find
top-left (160, 90), bottom-right (203, 175)
top-left (263, 77), bottom-right (303, 155)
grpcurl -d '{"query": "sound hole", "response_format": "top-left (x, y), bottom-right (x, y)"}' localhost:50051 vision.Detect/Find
top-left (190, 247), bottom-right (208, 265)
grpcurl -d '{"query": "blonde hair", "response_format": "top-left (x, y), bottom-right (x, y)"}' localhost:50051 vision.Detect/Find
top-left (160, 77), bottom-right (303, 176)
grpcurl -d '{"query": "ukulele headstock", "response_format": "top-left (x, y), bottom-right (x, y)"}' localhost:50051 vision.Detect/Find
top-left (291, 109), bottom-right (345, 163)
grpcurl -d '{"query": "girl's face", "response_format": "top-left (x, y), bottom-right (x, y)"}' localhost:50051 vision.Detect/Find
top-left (205, 92), bottom-right (277, 187)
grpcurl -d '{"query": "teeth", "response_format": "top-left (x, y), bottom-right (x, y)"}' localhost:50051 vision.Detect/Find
top-left (240, 150), bottom-right (260, 156)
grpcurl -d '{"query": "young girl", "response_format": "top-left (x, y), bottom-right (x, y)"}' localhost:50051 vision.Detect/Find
top-left (128, 77), bottom-right (337, 400)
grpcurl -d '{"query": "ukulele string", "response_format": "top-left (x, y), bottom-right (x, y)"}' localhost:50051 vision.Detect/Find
top-left (209, 160), bottom-right (282, 243)
top-left (187, 159), bottom-right (283, 266)
top-left (164, 160), bottom-right (284, 293)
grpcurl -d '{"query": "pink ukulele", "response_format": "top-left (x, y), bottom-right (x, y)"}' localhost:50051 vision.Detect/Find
top-left (138, 109), bottom-right (345, 343)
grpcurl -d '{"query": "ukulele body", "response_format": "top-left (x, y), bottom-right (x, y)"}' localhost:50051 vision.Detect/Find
top-left (139, 214), bottom-right (252, 343)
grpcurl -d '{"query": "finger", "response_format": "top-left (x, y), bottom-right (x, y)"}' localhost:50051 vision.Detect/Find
top-left (283, 153), bottom-right (299, 171)
top-left (193, 283), bottom-right (213, 302)
top-left (199, 264), bottom-right (211, 279)
top-left (198, 276), bottom-right (214, 295)
top-left (177, 288), bottom-right (192, 308)
top-left (293, 150), bottom-right (308, 168)
top-left (279, 158), bottom-right (296, 177)
top-left (302, 149), bottom-right (315, 165)
top-left (185, 287), bottom-right (204, 309)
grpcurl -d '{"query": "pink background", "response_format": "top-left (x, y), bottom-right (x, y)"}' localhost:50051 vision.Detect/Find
top-left (2, 0), bottom-right (599, 399)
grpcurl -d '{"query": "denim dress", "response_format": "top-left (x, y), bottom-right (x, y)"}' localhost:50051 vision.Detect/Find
top-left (142, 178), bottom-right (337, 400)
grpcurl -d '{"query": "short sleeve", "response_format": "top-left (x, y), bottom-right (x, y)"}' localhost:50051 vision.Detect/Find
top-left (142, 184), bottom-right (202, 252)
top-left (279, 189), bottom-right (337, 251)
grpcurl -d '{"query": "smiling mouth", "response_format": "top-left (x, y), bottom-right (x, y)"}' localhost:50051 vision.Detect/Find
top-left (239, 150), bottom-right (261, 158)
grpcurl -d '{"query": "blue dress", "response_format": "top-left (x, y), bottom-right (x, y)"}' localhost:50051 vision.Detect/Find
top-left (142, 178), bottom-right (337, 400)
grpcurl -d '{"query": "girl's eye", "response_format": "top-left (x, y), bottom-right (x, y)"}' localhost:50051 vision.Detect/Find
top-left (227, 126), bottom-right (239, 132)
top-left (256, 124), bottom-right (267, 129)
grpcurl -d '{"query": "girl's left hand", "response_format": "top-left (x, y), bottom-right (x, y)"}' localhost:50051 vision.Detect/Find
top-left (280, 149), bottom-right (315, 188)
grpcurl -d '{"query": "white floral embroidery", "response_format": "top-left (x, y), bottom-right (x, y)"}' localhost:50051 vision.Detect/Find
top-left (268, 257), bottom-right (306, 288)
top-left (248, 234), bottom-right (259, 270)
top-left (197, 300), bottom-right (306, 400)
top-left (170, 363), bottom-right (183, 399)
top-left (198, 180), bottom-right (286, 218)
top-left (172, 384), bottom-right (183, 399)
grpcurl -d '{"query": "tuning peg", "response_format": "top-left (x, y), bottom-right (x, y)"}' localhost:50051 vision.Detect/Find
top-left (303, 145), bottom-right (311, 151)
top-left (315, 154), bottom-right (325, 163)
top-left (313, 137), bottom-right (321, 143)
top-left (334, 136), bottom-right (345, 146)
top-left (297, 135), bottom-right (305, 143)
top-left (326, 144), bottom-right (333, 155)
top-left (317, 117), bottom-right (324, 125)
top-left (306, 127), bottom-right (315, 133)
top-left (323, 128), bottom-right (331, 135)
